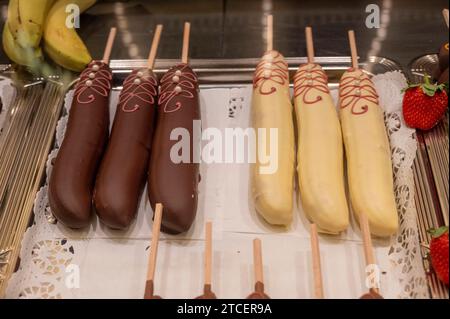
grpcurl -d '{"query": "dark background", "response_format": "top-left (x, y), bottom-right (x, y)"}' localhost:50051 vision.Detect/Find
top-left (0, 0), bottom-right (448, 68)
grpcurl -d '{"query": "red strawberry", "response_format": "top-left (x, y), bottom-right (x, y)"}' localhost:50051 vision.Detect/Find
top-left (428, 226), bottom-right (449, 286)
top-left (402, 75), bottom-right (448, 130)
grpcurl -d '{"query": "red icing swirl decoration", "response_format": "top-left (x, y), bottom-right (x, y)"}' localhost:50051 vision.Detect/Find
top-left (119, 69), bottom-right (157, 113)
top-left (253, 50), bottom-right (289, 95)
top-left (158, 64), bottom-right (198, 113)
top-left (293, 63), bottom-right (330, 104)
top-left (74, 61), bottom-right (112, 104)
top-left (339, 68), bottom-right (379, 115)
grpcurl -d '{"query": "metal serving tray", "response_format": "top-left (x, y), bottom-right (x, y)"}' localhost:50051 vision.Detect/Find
top-left (108, 56), bottom-right (401, 88)
top-left (0, 55), bottom-right (441, 298)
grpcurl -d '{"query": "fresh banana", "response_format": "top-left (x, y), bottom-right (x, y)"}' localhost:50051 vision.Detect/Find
top-left (7, 0), bottom-right (56, 48)
top-left (251, 51), bottom-right (296, 226)
top-left (3, 0), bottom-right (95, 72)
top-left (6, 0), bottom-right (19, 38)
top-left (43, 0), bottom-right (95, 72)
top-left (2, 22), bottom-right (43, 67)
top-left (294, 63), bottom-right (349, 234)
top-left (339, 68), bottom-right (398, 237)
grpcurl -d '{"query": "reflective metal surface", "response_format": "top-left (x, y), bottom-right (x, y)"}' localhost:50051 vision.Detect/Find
top-left (107, 55), bottom-right (401, 88)
top-left (0, 79), bottom-right (65, 296)
top-left (409, 54), bottom-right (440, 83)
top-left (0, 0), bottom-right (449, 67)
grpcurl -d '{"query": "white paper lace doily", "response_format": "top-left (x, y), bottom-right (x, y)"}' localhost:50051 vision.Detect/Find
top-left (5, 72), bottom-right (429, 299)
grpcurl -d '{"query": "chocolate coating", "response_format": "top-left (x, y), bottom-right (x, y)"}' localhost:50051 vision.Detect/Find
top-left (143, 280), bottom-right (163, 299)
top-left (439, 43), bottom-right (449, 72)
top-left (94, 69), bottom-right (158, 229)
top-left (438, 67), bottom-right (449, 87)
top-left (433, 43), bottom-right (449, 82)
top-left (246, 282), bottom-right (270, 299)
top-left (48, 61), bottom-right (112, 228)
top-left (195, 284), bottom-right (217, 299)
top-left (360, 288), bottom-right (384, 299)
top-left (433, 66), bottom-right (442, 83)
top-left (148, 64), bottom-right (200, 234)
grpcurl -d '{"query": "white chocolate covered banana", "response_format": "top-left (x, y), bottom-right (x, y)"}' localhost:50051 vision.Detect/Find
top-left (339, 68), bottom-right (398, 237)
top-left (294, 63), bottom-right (349, 234)
top-left (251, 51), bottom-right (295, 226)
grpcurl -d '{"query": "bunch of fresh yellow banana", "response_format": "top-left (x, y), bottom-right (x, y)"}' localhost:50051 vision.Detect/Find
top-left (3, 0), bottom-right (96, 72)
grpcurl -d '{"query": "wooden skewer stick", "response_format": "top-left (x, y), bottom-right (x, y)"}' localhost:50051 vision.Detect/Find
top-left (253, 238), bottom-right (264, 285)
top-left (348, 30), bottom-right (359, 69)
top-left (266, 15), bottom-right (273, 52)
top-left (305, 26), bottom-right (315, 64)
top-left (102, 27), bottom-right (117, 64)
top-left (204, 222), bottom-right (213, 286)
top-left (443, 9), bottom-right (449, 28)
top-left (181, 22), bottom-right (191, 64)
top-left (146, 203), bottom-right (163, 287)
top-left (147, 24), bottom-right (163, 70)
top-left (310, 224), bottom-right (324, 299)
top-left (360, 213), bottom-right (379, 294)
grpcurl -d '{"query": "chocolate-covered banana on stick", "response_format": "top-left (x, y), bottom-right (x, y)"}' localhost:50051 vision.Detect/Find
top-left (144, 203), bottom-right (164, 299)
top-left (247, 239), bottom-right (270, 299)
top-left (294, 27), bottom-right (349, 234)
top-left (438, 10), bottom-right (449, 87)
top-left (251, 15), bottom-right (295, 226)
top-left (195, 222), bottom-right (217, 299)
top-left (148, 22), bottom-right (200, 234)
top-left (433, 10), bottom-right (449, 82)
top-left (339, 31), bottom-right (398, 237)
top-left (48, 28), bottom-right (117, 228)
top-left (438, 42), bottom-right (449, 75)
top-left (93, 25), bottom-right (163, 229)
top-left (438, 67), bottom-right (448, 86)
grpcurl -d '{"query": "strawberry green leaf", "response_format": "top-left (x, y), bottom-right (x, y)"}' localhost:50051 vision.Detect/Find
top-left (427, 226), bottom-right (449, 238)
top-left (405, 74), bottom-right (448, 97)
top-left (422, 86), bottom-right (436, 97)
